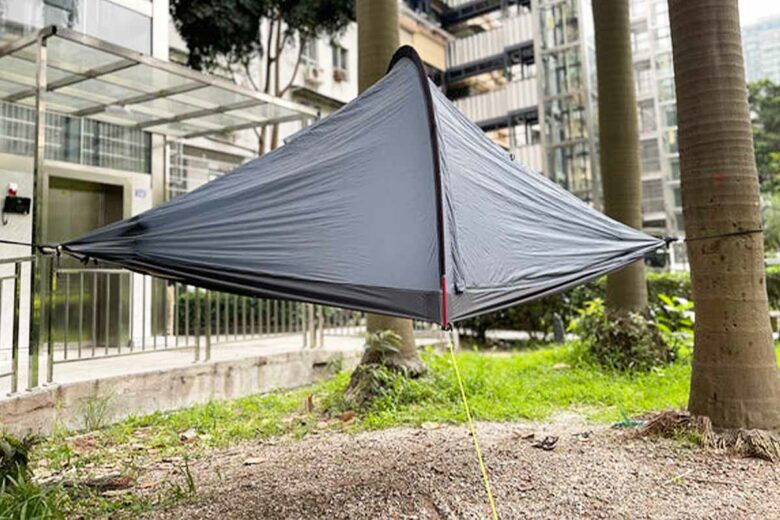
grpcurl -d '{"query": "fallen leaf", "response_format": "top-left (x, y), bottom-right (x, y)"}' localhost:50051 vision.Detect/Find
top-left (421, 422), bottom-right (444, 430)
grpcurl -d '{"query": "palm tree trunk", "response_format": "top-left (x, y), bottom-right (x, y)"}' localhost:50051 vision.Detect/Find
top-left (355, 0), bottom-right (425, 375)
top-left (669, 0), bottom-right (780, 429)
top-left (593, 0), bottom-right (648, 312)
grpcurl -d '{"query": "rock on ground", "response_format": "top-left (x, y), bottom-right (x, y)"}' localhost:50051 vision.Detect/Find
top-left (141, 416), bottom-right (780, 519)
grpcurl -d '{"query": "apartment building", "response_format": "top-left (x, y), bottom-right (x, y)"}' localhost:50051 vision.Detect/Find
top-left (167, 17), bottom-right (358, 200)
top-left (743, 15), bottom-right (780, 84)
top-left (407, 0), bottom-right (600, 205)
top-left (0, 0), bottom-right (317, 382)
top-left (628, 0), bottom-right (687, 267)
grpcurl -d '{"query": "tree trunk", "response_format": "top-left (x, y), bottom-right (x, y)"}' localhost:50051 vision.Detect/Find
top-left (593, 0), bottom-right (648, 312)
top-left (669, 0), bottom-right (780, 429)
top-left (355, 0), bottom-right (424, 375)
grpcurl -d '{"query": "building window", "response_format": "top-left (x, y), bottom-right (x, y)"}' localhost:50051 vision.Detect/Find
top-left (672, 186), bottom-right (682, 208)
top-left (654, 25), bottom-right (671, 50)
top-left (635, 61), bottom-right (653, 95)
top-left (638, 100), bottom-right (656, 133)
top-left (664, 127), bottom-right (679, 154)
top-left (0, 0), bottom-right (151, 54)
top-left (301, 38), bottom-right (318, 67)
top-left (43, 0), bottom-right (79, 29)
top-left (0, 101), bottom-right (151, 173)
top-left (655, 52), bottom-right (673, 76)
top-left (662, 104), bottom-right (677, 127)
top-left (670, 159), bottom-right (680, 179)
top-left (658, 77), bottom-right (675, 101)
top-left (640, 139), bottom-right (661, 173)
top-left (631, 23), bottom-right (649, 54)
top-left (331, 43), bottom-right (348, 82)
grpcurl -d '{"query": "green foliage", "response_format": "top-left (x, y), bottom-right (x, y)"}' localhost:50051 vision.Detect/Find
top-left (0, 434), bottom-right (38, 485)
top-left (653, 293), bottom-right (694, 352)
top-left (767, 266), bottom-right (780, 309)
top-left (0, 474), bottom-right (65, 520)
top-left (79, 394), bottom-right (114, 432)
top-left (569, 298), bottom-right (676, 371)
top-left (170, 0), bottom-right (354, 70)
top-left (364, 330), bottom-right (402, 359)
top-left (763, 193), bottom-right (780, 252)
top-left (458, 271), bottom-right (695, 339)
top-left (748, 80), bottom-right (780, 193)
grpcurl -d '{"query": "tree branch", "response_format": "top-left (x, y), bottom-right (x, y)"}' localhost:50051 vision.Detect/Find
top-left (279, 43), bottom-right (305, 97)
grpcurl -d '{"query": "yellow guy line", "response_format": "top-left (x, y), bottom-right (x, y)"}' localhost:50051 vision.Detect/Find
top-left (448, 340), bottom-right (498, 520)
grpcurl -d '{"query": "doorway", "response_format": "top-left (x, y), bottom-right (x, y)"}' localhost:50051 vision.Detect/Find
top-left (46, 177), bottom-right (127, 350)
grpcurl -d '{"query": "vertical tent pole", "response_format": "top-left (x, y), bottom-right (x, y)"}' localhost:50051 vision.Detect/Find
top-left (28, 32), bottom-right (47, 390)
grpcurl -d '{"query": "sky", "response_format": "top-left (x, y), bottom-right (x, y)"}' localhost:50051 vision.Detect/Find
top-left (740, 0), bottom-right (780, 26)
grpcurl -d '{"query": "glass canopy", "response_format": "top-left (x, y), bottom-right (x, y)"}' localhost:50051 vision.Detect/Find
top-left (0, 25), bottom-right (318, 138)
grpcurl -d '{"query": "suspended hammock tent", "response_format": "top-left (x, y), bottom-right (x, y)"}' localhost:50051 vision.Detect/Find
top-left (63, 46), bottom-right (663, 326)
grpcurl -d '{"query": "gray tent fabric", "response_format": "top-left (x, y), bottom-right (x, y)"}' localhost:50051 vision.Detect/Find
top-left (64, 46), bottom-right (664, 326)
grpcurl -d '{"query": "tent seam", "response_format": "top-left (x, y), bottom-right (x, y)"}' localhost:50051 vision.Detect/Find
top-left (387, 45), bottom-right (448, 325)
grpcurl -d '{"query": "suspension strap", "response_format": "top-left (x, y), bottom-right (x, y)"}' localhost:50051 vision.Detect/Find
top-left (664, 227), bottom-right (764, 245)
top-left (0, 238), bottom-right (59, 254)
top-left (448, 339), bottom-right (498, 520)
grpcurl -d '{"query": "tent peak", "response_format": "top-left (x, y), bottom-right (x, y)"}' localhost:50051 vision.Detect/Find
top-left (387, 45), bottom-right (426, 74)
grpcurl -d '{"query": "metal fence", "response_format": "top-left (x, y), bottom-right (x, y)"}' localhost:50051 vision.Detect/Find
top-left (0, 252), bottom-right (442, 396)
top-left (0, 254), bottom-right (369, 396)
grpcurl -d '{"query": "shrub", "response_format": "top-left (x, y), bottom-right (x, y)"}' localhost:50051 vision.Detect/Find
top-left (0, 434), bottom-right (37, 485)
top-left (766, 265), bottom-right (780, 309)
top-left (569, 299), bottom-right (676, 371)
top-left (653, 293), bottom-right (694, 353)
top-left (457, 271), bottom-right (701, 339)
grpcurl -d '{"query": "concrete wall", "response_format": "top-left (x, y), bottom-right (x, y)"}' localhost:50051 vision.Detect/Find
top-left (0, 346), bottom-right (361, 436)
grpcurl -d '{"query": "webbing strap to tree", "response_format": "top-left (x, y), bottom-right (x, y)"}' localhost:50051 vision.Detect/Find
top-left (448, 340), bottom-right (499, 520)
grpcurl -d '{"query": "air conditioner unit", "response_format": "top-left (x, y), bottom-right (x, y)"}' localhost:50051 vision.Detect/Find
top-left (303, 65), bottom-right (323, 86)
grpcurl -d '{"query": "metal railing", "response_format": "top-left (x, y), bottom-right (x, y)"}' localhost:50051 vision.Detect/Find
top-left (454, 77), bottom-right (537, 124)
top-left (48, 266), bottom-right (324, 365)
top-left (0, 256), bottom-right (30, 395)
top-left (0, 253), bottom-right (442, 396)
top-left (447, 12), bottom-right (533, 68)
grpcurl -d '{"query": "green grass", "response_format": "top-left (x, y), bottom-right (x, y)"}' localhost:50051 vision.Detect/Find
top-left (23, 341), bottom-right (780, 518)
top-left (0, 474), bottom-right (66, 520)
top-left (36, 342), bottom-right (698, 469)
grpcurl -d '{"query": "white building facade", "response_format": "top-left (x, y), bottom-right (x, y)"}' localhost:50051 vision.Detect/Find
top-left (743, 15), bottom-right (780, 85)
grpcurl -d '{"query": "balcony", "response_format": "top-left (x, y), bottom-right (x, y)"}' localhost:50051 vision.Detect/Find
top-left (454, 78), bottom-right (537, 124)
top-left (447, 12), bottom-right (533, 68)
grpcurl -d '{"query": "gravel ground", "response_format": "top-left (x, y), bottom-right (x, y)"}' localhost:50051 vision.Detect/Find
top-left (139, 415), bottom-right (780, 519)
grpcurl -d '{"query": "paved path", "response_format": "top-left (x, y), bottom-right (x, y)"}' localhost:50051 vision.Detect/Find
top-left (1, 331), bottom-right (447, 399)
top-left (1, 333), bottom-right (364, 398)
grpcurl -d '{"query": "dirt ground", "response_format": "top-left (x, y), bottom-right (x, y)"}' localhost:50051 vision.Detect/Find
top-left (138, 415), bottom-right (780, 519)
